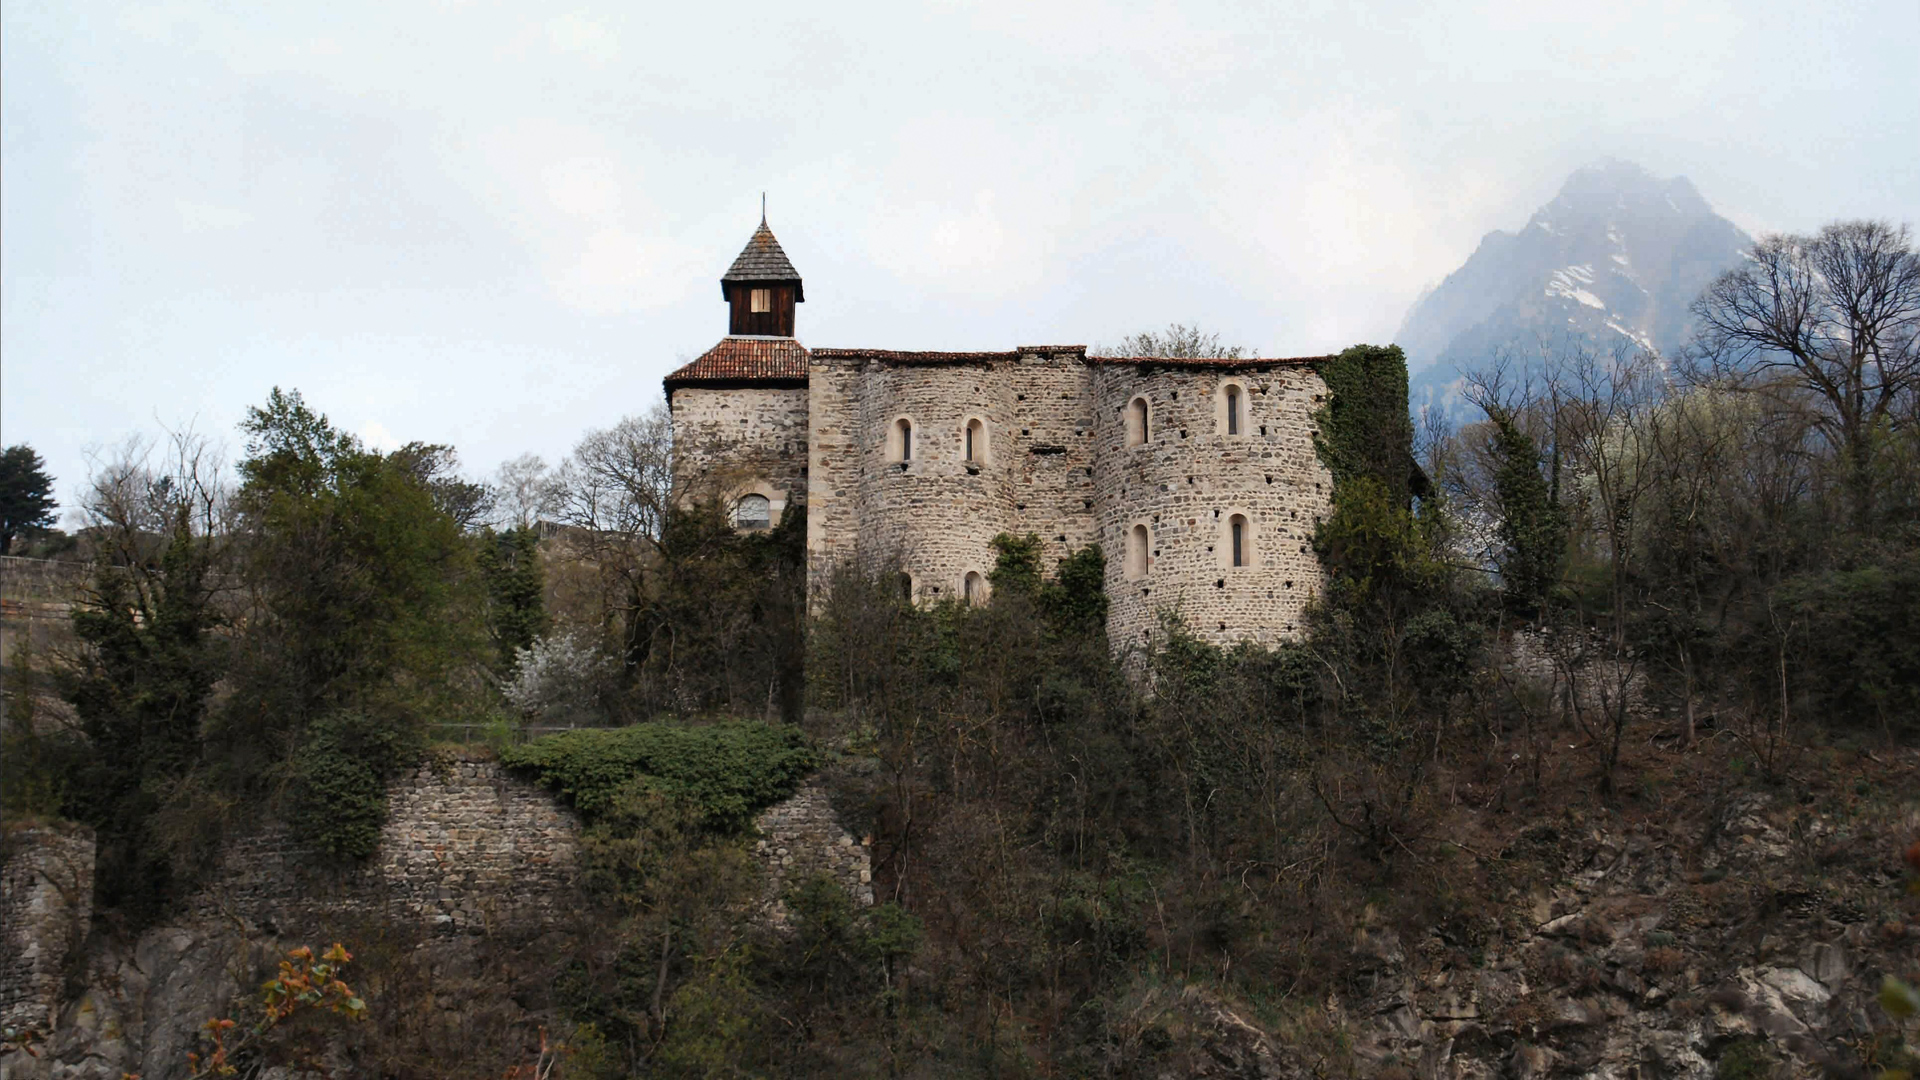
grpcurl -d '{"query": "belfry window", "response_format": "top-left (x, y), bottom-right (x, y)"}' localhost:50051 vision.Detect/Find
top-left (1125, 523), bottom-right (1150, 580)
top-left (735, 494), bottom-right (771, 531)
top-left (1126, 397), bottom-right (1150, 448)
top-left (750, 288), bottom-right (771, 313)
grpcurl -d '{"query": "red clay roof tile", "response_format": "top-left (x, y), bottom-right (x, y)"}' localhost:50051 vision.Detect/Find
top-left (664, 337), bottom-right (810, 387)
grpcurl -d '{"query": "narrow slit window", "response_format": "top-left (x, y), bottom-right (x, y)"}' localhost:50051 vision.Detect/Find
top-left (965, 417), bottom-right (986, 463)
top-left (750, 288), bottom-right (771, 313)
top-left (1126, 523), bottom-right (1150, 580)
top-left (1226, 386), bottom-right (1241, 435)
top-left (891, 418), bottom-right (914, 462)
top-left (1126, 397), bottom-right (1150, 448)
top-left (1228, 513), bottom-right (1252, 568)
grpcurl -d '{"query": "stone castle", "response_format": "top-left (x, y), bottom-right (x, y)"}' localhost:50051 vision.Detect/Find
top-left (665, 219), bottom-right (1338, 649)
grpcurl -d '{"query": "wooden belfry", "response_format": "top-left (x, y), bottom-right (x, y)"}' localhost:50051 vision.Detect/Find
top-left (721, 202), bottom-right (804, 337)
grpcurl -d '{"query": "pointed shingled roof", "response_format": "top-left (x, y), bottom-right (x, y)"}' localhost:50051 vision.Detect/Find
top-left (720, 220), bottom-right (804, 301)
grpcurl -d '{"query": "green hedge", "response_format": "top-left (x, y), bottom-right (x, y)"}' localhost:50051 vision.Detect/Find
top-left (500, 722), bottom-right (819, 830)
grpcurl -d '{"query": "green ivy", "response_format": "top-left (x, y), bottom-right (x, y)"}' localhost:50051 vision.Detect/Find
top-left (286, 711), bottom-right (421, 858)
top-left (500, 721), bottom-right (819, 830)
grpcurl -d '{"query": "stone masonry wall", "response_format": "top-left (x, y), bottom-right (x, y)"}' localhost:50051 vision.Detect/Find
top-left (802, 348), bottom-right (1332, 647)
top-left (195, 754), bottom-right (582, 937)
top-left (1, 824), bottom-right (94, 1037)
top-left (1093, 363), bottom-right (1333, 650)
top-left (192, 757), bottom-right (875, 944)
top-left (670, 385), bottom-right (810, 524)
top-left (752, 785), bottom-right (874, 921)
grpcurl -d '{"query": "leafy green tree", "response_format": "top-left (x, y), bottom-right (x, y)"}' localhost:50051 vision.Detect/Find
top-left (1484, 408), bottom-right (1566, 613)
top-left (626, 501), bottom-right (807, 721)
top-left (220, 388), bottom-right (488, 853)
top-left (54, 433), bottom-right (228, 915)
top-left (477, 525), bottom-right (549, 673)
top-left (0, 443), bottom-right (59, 554)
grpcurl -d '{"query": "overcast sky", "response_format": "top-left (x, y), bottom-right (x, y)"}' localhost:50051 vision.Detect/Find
top-left (5, 0), bottom-right (1916, 513)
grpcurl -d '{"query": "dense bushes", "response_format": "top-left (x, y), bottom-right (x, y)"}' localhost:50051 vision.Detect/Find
top-left (500, 721), bottom-right (818, 829)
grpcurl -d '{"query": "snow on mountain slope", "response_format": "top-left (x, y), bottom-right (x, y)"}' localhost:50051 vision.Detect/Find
top-left (1399, 159), bottom-right (1751, 417)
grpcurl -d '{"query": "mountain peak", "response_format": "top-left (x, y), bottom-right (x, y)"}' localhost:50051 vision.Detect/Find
top-left (1397, 162), bottom-right (1753, 416)
top-left (1551, 159), bottom-right (1705, 213)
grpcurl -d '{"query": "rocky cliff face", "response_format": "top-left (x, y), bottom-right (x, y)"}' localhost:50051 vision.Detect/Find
top-left (1400, 160), bottom-right (1752, 417)
top-left (4, 748), bottom-right (1912, 1079)
top-left (1135, 778), bottom-right (1919, 1079)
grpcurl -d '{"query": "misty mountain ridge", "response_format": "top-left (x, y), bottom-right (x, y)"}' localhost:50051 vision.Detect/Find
top-left (1400, 159), bottom-right (1751, 415)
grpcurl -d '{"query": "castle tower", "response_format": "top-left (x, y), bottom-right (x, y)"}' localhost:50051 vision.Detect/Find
top-left (664, 216), bottom-right (814, 529)
top-left (721, 216), bottom-right (804, 337)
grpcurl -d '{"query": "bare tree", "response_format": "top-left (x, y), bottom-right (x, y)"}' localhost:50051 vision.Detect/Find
top-left (1100, 323), bottom-right (1246, 359)
top-left (552, 405), bottom-right (676, 546)
top-left (1688, 220), bottom-right (1920, 526)
top-left (79, 428), bottom-right (231, 572)
top-left (546, 404), bottom-right (678, 667)
top-left (492, 452), bottom-right (561, 530)
top-left (1543, 344), bottom-right (1664, 793)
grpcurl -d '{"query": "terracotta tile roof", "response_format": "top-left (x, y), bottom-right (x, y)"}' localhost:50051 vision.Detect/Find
top-left (1087, 354), bottom-right (1332, 368)
top-left (664, 337), bottom-right (811, 390)
top-left (720, 221), bottom-right (804, 300)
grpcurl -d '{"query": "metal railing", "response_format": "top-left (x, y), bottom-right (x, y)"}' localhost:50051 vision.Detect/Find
top-left (425, 722), bottom-right (614, 746)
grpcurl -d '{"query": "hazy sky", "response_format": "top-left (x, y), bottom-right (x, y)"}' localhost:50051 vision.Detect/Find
top-left (5, 0), bottom-right (1916, 512)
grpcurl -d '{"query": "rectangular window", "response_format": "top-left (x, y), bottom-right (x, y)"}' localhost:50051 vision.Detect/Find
top-left (750, 288), bottom-right (771, 313)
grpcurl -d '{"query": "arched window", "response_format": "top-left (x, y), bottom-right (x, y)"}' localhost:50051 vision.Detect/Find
top-left (963, 570), bottom-right (987, 606)
top-left (1217, 379), bottom-right (1249, 437)
top-left (735, 493), bottom-right (771, 531)
top-left (1125, 523), bottom-right (1150, 580)
top-left (964, 417), bottom-right (988, 464)
top-left (1126, 397), bottom-right (1150, 448)
top-left (888, 417), bottom-right (914, 463)
top-left (1228, 513), bottom-right (1253, 568)
top-left (897, 572), bottom-right (915, 602)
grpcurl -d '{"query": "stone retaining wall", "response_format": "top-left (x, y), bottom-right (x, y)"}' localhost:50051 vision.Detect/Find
top-left (195, 754), bottom-right (582, 937)
top-left (1, 824), bottom-right (94, 1037)
top-left (752, 784), bottom-right (874, 920)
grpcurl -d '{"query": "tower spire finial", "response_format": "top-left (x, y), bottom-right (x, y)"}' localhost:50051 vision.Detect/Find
top-left (761, 192), bottom-right (766, 225)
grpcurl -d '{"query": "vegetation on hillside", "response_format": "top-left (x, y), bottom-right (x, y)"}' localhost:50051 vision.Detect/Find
top-left (1, 220), bottom-right (1915, 1076)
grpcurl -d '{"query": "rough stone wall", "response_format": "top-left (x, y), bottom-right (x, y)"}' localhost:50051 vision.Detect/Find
top-left (1093, 363), bottom-right (1333, 650)
top-left (0, 824), bottom-right (94, 1037)
top-left (804, 356), bottom-right (862, 596)
top-left (1005, 351), bottom-right (1102, 573)
top-left (849, 359), bottom-right (1022, 600)
top-left (799, 348), bottom-right (1332, 647)
top-left (669, 385), bottom-right (810, 523)
top-left (752, 784), bottom-right (874, 921)
top-left (194, 754), bottom-right (581, 937)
